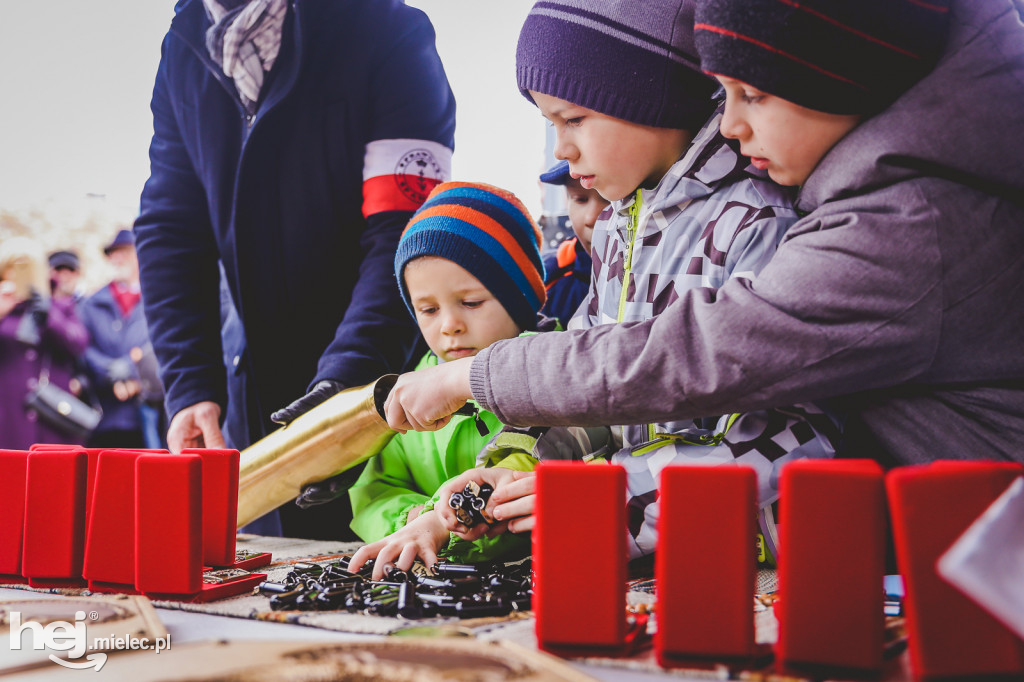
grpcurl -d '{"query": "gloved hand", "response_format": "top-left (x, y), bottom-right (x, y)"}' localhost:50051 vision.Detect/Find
top-left (270, 379), bottom-right (344, 426)
top-left (294, 465), bottom-right (366, 508)
top-left (14, 294), bottom-right (49, 346)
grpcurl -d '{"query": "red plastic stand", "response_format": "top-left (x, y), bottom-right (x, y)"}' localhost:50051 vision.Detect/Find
top-left (22, 448), bottom-right (88, 587)
top-left (657, 466), bottom-right (757, 663)
top-left (147, 572), bottom-right (267, 603)
top-left (135, 453), bottom-right (203, 596)
top-left (0, 450), bottom-right (29, 582)
top-left (887, 461), bottom-right (1024, 678)
top-left (183, 448), bottom-right (240, 567)
top-left (83, 450), bottom-right (143, 591)
top-left (777, 459), bottom-right (886, 673)
top-left (535, 462), bottom-right (626, 651)
top-left (204, 551), bottom-right (273, 573)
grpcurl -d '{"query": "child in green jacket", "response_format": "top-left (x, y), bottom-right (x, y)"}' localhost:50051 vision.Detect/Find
top-left (347, 181), bottom-right (547, 576)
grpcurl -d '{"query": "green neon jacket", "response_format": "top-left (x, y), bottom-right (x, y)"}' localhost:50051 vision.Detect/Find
top-left (349, 351), bottom-right (529, 563)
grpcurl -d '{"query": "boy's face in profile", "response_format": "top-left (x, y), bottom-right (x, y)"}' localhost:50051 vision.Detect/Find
top-left (404, 256), bottom-right (521, 363)
top-left (565, 178), bottom-right (608, 254)
top-left (531, 91), bottom-right (692, 203)
top-left (714, 75), bottom-right (861, 186)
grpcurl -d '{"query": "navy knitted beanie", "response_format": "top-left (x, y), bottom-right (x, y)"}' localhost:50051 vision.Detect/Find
top-left (395, 182), bottom-right (547, 332)
top-left (694, 0), bottom-right (952, 115)
top-left (516, 0), bottom-right (718, 130)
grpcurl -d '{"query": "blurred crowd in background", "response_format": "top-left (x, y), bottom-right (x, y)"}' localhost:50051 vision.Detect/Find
top-left (0, 228), bottom-right (166, 451)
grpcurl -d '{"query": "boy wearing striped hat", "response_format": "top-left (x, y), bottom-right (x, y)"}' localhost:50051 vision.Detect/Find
top-left (347, 182), bottom-right (548, 577)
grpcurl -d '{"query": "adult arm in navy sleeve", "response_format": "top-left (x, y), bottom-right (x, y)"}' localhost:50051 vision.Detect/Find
top-left (133, 36), bottom-right (227, 450)
top-left (273, 7), bottom-right (456, 425)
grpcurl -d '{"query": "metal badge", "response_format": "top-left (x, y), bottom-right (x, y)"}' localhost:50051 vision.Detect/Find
top-left (203, 568), bottom-right (253, 585)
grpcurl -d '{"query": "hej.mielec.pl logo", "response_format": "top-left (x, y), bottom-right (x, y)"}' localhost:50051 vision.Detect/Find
top-left (8, 609), bottom-right (171, 672)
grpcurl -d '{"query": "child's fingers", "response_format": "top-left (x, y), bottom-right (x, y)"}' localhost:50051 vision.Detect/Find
top-left (452, 523), bottom-right (488, 541)
top-left (507, 514), bottom-right (536, 534)
top-left (492, 494), bottom-right (536, 524)
top-left (348, 541), bottom-right (381, 574)
top-left (396, 542), bottom-right (432, 573)
top-left (491, 474), bottom-right (536, 504)
top-left (371, 543), bottom-right (403, 580)
top-left (484, 520), bottom-right (511, 538)
top-left (384, 387), bottom-right (414, 433)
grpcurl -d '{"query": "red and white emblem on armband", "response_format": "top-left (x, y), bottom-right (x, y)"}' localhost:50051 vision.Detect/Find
top-left (362, 139), bottom-right (452, 217)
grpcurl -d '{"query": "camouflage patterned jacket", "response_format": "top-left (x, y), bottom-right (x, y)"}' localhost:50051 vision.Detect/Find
top-left (494, 110), bottom-right (841, 559)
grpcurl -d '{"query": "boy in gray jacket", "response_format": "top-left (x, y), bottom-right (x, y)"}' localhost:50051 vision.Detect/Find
top-left (419, 0), bottom-right (840, 563)
top-left (385, 0), bottom-right (1024, 500)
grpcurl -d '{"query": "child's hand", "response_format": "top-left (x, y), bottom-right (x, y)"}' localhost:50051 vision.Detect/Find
top-left (489, 470), bottom-right (537, 534)
top-left (384, 358), bottom-right (474, 432)
top-left (347, 510), bottom-right (450, 580)
top-left (437, 468), bottom-right (536, 539)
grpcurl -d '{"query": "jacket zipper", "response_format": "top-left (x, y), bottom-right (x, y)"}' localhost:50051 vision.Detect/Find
top-left (617, 189), bottom-right (643, 323)
top-left (615, 190), bottom-right (659, 442)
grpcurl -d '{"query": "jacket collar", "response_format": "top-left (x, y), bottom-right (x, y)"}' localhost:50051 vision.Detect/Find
top-left (614, 105), bottom-right (755, 226)
top-left (170, 0), bottom-right (303, 120)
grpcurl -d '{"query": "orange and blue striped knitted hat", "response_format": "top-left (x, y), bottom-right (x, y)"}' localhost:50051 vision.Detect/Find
top-left (395, 182), bottom-right (547, 331)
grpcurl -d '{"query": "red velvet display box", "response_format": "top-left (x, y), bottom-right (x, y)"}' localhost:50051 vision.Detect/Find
top-left (183, 448), bottom-right (240, 567)
top-left (657, 466), bottom-right (757, 664)
top-left (134, 452), bottom-right (265, 602)
top-left (83, 450), bottom-right (144, 593)
top-left (887, 461), bottom-right (1024, 679)
top-left (534, 462), bottom-right (626, 652)
top-left (0, 449), bottom-right (29, 583)
top-left (22, 448), bottom-right (89, 588)
top-left (778, 459), bottom-right (886, 673)
top-left (135, 453), bottom-right (204, 596)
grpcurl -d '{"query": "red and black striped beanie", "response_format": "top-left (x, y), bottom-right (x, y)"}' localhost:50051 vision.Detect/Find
top-left (694, 0), bottom-right (952, 115)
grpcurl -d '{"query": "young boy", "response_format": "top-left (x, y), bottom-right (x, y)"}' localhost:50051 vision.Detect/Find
top-left (387, 0), bottom-right (1022, 500)
top-left (538, 160), bottom-right (607, 328)
top-left (347, 181), bottom-right (547, 577)
top-left (415, 0), bottom-right (842, 562)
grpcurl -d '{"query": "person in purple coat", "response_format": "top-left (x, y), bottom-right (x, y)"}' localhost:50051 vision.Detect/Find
top-left (0, 237), bottom-right (89, 449)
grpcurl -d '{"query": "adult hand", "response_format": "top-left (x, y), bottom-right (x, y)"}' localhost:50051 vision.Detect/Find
top-left (346, 510), bottom-right (451, 580)
top-left (112, 379), bottom-right (141, 402)
top-left (167, 401), bottom-right (225, 452)
top-left (270, 379), bottom-right (344, 426)
top-left (383, 357), bottom-right (474, 433)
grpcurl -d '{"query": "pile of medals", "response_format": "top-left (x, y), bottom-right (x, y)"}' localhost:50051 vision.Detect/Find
top-left (259, 557), bottom-right (532, 619)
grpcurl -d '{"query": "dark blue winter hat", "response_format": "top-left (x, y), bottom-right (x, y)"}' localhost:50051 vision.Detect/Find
top-left (516, 0), bottom-right (718, 130)
top-left (694, 0), bottom-right (952, 115)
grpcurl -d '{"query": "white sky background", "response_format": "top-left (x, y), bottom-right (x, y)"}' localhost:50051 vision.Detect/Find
top-left (0, 0), bottom-right (547, 224)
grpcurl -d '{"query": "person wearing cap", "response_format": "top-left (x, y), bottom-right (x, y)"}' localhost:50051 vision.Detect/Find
top-left (48, 250), bottom-right (83, 303)
top-left (78, 229), bottom-right (165, 449)
top-left (0, 237), bottom-right (90, 449)
top-left (537, 160), bottom-right (605, 329)
top-left (383, 0), bottom-right (1024, 482)
top-left (412, 0), bottom-right (838, 561)
top-left (343, 182), bottom-right (549, 578)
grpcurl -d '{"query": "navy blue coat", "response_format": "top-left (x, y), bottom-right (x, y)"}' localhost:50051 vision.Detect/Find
top-left (541, 238), bottom-right (592, 329)
top-left (134, 0), bottom-right (456, 445)
top-left (78, 286), bottom-right (151, 434)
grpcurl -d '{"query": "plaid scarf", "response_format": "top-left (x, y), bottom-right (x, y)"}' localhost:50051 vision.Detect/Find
top-left (203, 0), bottom-right (288, 115)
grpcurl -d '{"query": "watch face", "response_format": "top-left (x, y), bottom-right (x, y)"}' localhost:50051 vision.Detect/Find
top-left (0, 600), bottom-right (128, 628)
